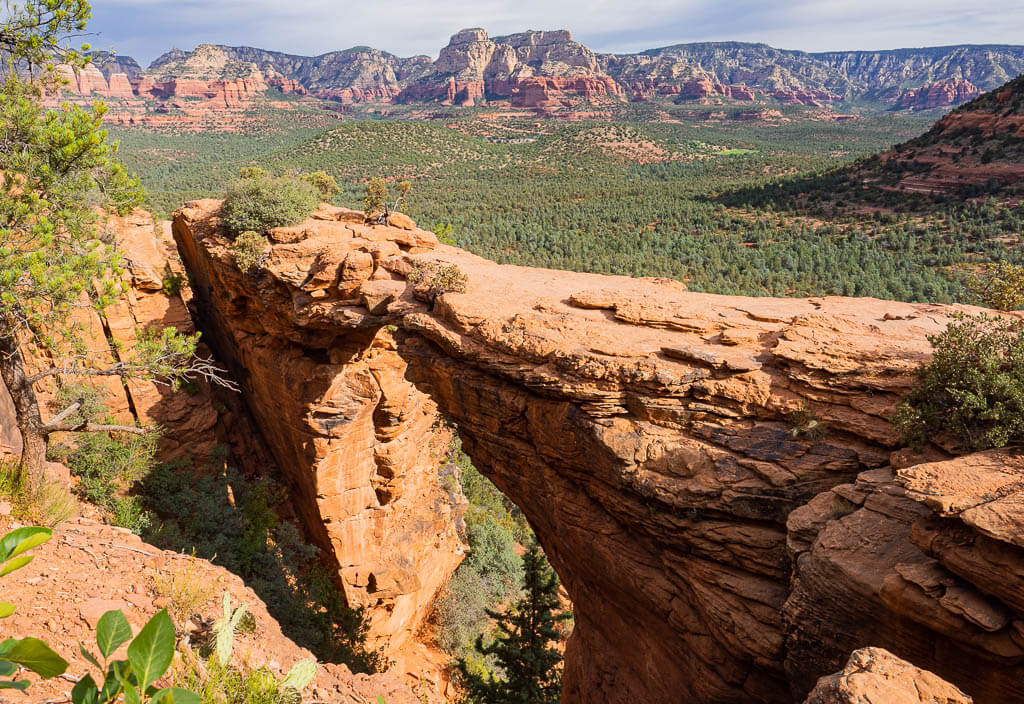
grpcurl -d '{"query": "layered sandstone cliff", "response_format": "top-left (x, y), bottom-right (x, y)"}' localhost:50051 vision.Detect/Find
top-left (174, 199), bottom-right (1024, 703)
top-left (398, 28), bottom-right (625, 108)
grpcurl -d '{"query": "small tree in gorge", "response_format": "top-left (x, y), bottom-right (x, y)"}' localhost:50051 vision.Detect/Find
top-left (0, 0), bottom-right (233, 485)
top-left (456, 543), bottom-right (569, 704)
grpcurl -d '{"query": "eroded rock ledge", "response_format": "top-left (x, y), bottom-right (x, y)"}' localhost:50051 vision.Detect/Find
top-left (173, 200), bottom-right (1024, 703)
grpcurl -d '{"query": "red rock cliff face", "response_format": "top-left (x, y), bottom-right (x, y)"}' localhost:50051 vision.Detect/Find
top-left (174, 200), bottom-right (1024, 703)
top-left (172, 203), bottom-right (465, 657)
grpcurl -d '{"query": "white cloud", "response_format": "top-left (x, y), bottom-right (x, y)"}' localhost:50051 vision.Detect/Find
top-left (86, 0), bottom-right (1024, 66)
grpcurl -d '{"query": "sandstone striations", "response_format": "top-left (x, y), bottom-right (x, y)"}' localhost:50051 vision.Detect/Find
top-left (173, 204), bottom-right (465, 660)
top-left (397, 28), bottom-right (625, 108)
top-left (174, 199), bottom-right (1024, 703)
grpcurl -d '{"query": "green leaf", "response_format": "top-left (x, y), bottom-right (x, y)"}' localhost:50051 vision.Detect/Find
top-left (78, 642), bottom-right (101, 670)
top-left (151, 687), bottom-right (202, 704)
top-left (0, 602), bottom-right (15, 619)
top-left (0, 555), bottom-right (33, 577)
top-left (0, 660), bottom-right (15, 676)
top-left (126, 609), bottom-right (174, 690)
top-left (123, 681), bottom-right (141, 704)
top-left (281, 658), bottom-right (316, 691)
top-left (2, 638), bottom-right (68, 678)
top-left (0, 679), bottom-right (30, 691)
top-left (377, 697), bottom-right (388, 704)
top-left (0, 527), bottom-right (51, 562)
top-left (96, 610), bottom-right (132, 658)
top-left (71, 673), bottom-right (99, 704)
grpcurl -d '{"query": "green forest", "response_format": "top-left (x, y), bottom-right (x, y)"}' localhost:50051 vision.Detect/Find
top-left (112, 104), bottom-right (1019, 304)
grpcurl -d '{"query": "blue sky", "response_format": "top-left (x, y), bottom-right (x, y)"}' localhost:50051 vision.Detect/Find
top-left (86, 0), bottom-right (1024, 67)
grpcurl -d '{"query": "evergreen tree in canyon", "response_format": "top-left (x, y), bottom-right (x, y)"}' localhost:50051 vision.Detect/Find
top-left (457, 543), bottom-right (569, 704)
top-left (0, 0), bottom-right (226, 484)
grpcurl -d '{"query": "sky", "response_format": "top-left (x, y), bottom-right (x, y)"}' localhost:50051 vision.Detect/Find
top-left (86, 0), bottom-right (1024, 67)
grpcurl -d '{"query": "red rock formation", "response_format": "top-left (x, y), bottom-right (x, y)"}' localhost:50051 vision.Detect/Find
top-left (896, 79), bottom-right (981, 111)
top-left (174, 199), bottom-right (1024, 704)
top-left (505, 76), bottom-right (624, 108)
top-left (172, 204), bottom-right (464, 660)
top-left (771, 88), bottom-right (841, 106)
top-left (803, 648), bottom-right (973, 703)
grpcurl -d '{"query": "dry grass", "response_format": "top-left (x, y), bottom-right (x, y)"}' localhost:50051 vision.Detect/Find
top-left (153, 554), bottom-right (219, 626)
top-left (0, 459), bottom-right (78, 528)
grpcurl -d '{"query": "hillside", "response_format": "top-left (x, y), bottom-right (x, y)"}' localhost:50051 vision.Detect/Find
top-left (736, 72), bottom-right (1024, 209)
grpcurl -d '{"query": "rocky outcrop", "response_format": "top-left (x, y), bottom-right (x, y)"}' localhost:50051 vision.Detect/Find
top-left (861, 74), bottom-right (1024, 196)
top-left (174, 199), bottom-right (1024, 703)
top-left (397, 28), bottom-right (625, 108)
top-left (803, 648), bottom-right (972, 703)
top-left (896, 79), bottom-right (982, 111)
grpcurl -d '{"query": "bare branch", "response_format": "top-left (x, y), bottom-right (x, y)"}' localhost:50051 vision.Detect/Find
top-left (41, 421), bottom-right (150, 437)
top-left (44, 400), bottom-right (83, 429)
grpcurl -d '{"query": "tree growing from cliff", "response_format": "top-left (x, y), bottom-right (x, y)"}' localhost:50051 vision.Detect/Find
top-left (0, 0), bottom-right (230, 485)
top-left (456, 543), bottom-right (569, 704)
top-left (363, 177), bottom-right (388, 221)
top-left (894, 313), bottom-right (1024, 450)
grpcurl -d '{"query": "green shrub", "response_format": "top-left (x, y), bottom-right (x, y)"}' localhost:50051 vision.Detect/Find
top-left (363, 178), bottom-right (388, 218)
top-left (965, 262), bottom-right (1024, 311)
top-left (894, 313), bottom-right (1024, 450)
top-left (433, 223), bottom-right (457, 246)
top-left (51, 429), bottom-right (158, 521)
top-left (221, 176), bottom-right (318, 237)
top-left (407, 262), bottom-right (468, 303)
top-left (232, 231), bottom-right (269, 274)
top-left (162, 265), bottom-right (186, 297)
top-left (238, 166), bottom-right (269, 180)
top-left (139, 456), bottom-right (384, 673)
top-left (299, 170), bottom-right (340, 200)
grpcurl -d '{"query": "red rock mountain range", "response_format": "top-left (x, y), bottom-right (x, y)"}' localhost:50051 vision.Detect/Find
top-left (50, 30), bottom-right (1024, 115)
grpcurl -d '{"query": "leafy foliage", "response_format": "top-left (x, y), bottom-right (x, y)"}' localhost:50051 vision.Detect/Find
top-left (895, 314), bottom-right (1024, 450)
top-left (456, 544), bottom-right (569, 704)
top-left (0, 458), bottom-right (77, 527)
top-left (434, 439), bottom-right (530, 667)
top-left (232, 231), bottom-right (269, 273)
top-left (221, 175), bottom-right (318, 237)
top-left (298, 170), bottom-right (340, 200)
top-left (362, 177), bottom-right (388, 218)
top-left (407, 262), bottom-right (468, 303)
top-left (75, 609), bottom-right (199, 703)
top-left (50, 424), bottom-right (159, 531)
top-left (965, 262), bottom-right (1024, 311)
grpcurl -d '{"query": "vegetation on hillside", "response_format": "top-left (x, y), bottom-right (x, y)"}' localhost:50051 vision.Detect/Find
top-left (113, 110), bottom-right (1024, 303)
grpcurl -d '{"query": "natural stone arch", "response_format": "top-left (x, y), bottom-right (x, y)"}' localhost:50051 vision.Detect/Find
top-left (175, 200), bottom-right (1024, 703)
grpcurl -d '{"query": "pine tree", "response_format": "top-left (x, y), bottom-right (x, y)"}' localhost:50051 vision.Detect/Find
top-left (0, 1), bottom-right (232, 484)
top-left (457, 544), bottom-right (570, 704)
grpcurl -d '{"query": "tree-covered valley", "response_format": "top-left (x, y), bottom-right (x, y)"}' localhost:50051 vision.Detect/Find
top-left (113, 103), bottom-right (1022, 304)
